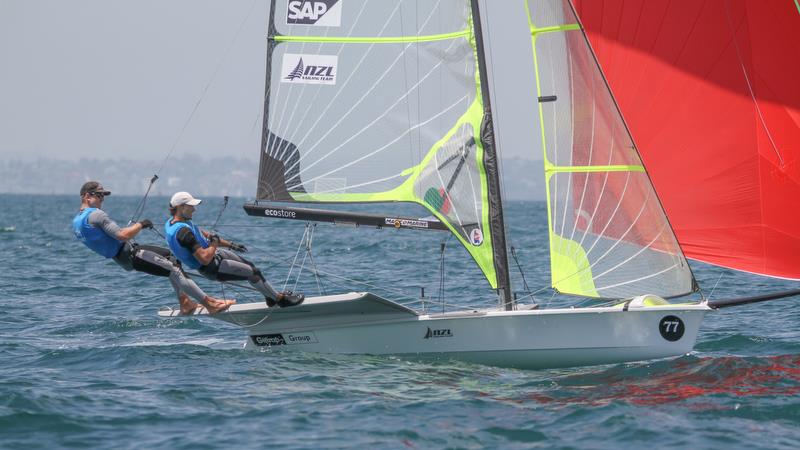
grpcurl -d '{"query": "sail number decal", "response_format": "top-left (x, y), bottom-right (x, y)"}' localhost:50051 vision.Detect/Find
top-left (658, 315), bottom-right (685, 342)
top-left (287, 0), bottom-right (342, 27)
top-left (251, 332), bottom-right (318, 346)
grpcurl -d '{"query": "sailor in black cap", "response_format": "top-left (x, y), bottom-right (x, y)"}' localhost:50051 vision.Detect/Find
top-left (72, 181), bottom-right (234, 314)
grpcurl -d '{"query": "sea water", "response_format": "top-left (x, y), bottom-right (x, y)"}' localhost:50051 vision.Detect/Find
top-left (1, 194), bottom-right (799, 449)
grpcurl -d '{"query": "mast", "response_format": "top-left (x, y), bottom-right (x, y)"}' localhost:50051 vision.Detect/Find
top-left (255, 0), bottom-right (279, 199)
top-left (470, 0), bottom-right (513, 310)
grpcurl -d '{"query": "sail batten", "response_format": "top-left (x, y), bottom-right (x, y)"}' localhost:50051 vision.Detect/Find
top-left (274, 30), bottom-right (472, 44)
top-left (527, 0), bottom-right (696, 299)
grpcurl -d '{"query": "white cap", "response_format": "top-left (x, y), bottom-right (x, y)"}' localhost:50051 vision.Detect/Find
top-left (170, 191), bottom-right (202, 207)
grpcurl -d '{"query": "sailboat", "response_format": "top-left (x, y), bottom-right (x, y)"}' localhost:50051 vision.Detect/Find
top-left (159, 0), bottom-right (799, 369)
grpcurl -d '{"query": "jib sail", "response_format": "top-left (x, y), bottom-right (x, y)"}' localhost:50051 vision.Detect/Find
top-left (526, 0), bottom-right (696, 298)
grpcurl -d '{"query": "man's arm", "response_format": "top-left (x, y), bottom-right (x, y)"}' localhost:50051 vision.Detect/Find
top-left (178, 227), bottom-right (217, 265)
top-left (200, 229), bottom-right (245, 251)
top-left (88, 210), bottom-right (143, 242)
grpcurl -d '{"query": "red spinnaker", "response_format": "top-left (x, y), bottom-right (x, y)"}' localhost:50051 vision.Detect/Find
top-left (573, 0), bottom-right (800, 279)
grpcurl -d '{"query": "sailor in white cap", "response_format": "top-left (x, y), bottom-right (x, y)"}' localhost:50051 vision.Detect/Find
top-left (164, 191), bottom-right (304, 307)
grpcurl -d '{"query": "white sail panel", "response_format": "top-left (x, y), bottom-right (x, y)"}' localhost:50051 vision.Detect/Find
top-left (262, 39), bottom-right (476, 199)
top-left (527, 0), bottom-right (695, 298)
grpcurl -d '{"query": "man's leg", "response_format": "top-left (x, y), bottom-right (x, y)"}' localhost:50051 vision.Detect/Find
top-left (133, 245), bottom-right (235, 313)
top-left (208, 249), bottom-right (304, 307)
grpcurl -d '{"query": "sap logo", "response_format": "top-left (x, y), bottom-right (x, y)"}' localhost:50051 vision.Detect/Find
top-left (288, 1), bottom-right (328, 21)
top-left (281, 54), bottom-right (338, 85)
top-left (287, 0), bottom-right (342, 27)
top-left (424, 327), bottom-right (453, 339)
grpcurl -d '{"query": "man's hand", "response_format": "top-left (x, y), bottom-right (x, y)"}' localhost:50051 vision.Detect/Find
top-left (138, 219), bottom-right (153, 229)
top-left (229, 242), bottom-right (248, 253)
top-left (207, 233), bottom-right (221, 245)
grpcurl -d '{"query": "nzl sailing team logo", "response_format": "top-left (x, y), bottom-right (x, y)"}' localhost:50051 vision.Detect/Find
top-left (281, 54), bottom-right (338, 85)
top-left (286, 0), bottom-right (342, 26)
top-left (424, 328), bottom-right (453, 339)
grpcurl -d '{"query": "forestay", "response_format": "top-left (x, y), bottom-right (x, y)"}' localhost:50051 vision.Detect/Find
top-left (256, 0), bottom-right (505, 289)
top-left (526, 0), bottom-right (696, 298)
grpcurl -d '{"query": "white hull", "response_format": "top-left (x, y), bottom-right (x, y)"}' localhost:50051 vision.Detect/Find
top-left (159, 292), bottom-right (711, 369)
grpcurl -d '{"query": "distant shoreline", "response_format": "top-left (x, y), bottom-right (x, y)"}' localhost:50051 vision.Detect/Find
top-left (0, 155), bottom-right (545, 200)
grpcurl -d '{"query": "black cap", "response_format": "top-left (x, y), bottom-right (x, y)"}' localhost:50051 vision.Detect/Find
top-left (80, 181), bottom-right (112, 196)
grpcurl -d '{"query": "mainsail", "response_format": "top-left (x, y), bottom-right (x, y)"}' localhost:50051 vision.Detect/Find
top-left (525, 0), bottom-right (697, 298)
top-left (255, 0), bottom-right (510, 294)
top-left (573, 0), bottom-right (800, 280)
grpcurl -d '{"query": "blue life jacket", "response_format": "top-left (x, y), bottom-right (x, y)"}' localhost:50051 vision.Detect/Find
top-left (165, 219), bottom-right (209, 270)
top-left (72, 208), bottom-right (123, 258)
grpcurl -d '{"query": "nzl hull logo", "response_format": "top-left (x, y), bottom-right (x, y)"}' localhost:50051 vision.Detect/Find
top-left (287, 0), bottom-right (342, 26)
top-left (424, 328), bottom-right (453, 339)
top-left (281, 54), bottom-right (337, 85)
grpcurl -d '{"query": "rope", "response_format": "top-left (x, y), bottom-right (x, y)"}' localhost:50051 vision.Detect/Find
top-left (707, 272), bottom-right (726, 300)
top-left (304, 224), bottom-right (326, 296)
top-left (510, 246), bottom-right (533, 301)
top-left (127, 0), bottom-right (257, 224)
top-left (283, 224), bottom-right (311, 290)
top-left (438, 236), bottom-right (451, 313)
top-left (291, 241), bottom-right (310, 293)
top-left (155, 0), bottom-right (258, 176)
top-left (128, 174), bottom-right (159, 225)
top-left (210, 196), bottom-right (230, 232)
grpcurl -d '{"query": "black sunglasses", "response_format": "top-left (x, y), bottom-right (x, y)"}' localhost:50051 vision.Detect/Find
top-left (88, 191), bottom-right (107, 198)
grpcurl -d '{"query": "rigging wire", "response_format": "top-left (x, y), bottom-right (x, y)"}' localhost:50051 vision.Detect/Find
top-left (437, 234), bottom-right (452, 313)
top-left (291, 238), bottom-right (310, 293)
top-left (127, 174), bottom-right (159, 225)
top-left (707, 271), bottom-right (726, 301)
top-left (155, 0), bottom-right (259, 176)
top-left (510, 246), bottom-right (534, 303)
top-left (283, 224), bottom-right (311, 291)
top-left (128, 0), bottom-right (258, 223)
top-left (304, 224), bottom-right (326, 296)
top-left (211, 221), bottom-right (450, 306)
top-left (210, 196), bottom-right (230, 232)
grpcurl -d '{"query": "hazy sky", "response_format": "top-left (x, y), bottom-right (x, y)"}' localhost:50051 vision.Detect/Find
top-left (0, 0), bottom-right (540, 162)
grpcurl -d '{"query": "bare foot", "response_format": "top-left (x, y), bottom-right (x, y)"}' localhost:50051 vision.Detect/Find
top-left (204, 297), bottom-right (236, 314)
top-left (178, 293), bottom-right (200, 315)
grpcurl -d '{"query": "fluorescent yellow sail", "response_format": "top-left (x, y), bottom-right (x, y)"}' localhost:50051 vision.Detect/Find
top-left (526, 0), bottom-right (694, 298)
